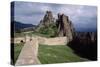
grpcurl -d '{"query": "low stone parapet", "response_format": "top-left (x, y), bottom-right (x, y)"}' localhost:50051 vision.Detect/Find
top-left (14, 36), bottom-right (68, 45)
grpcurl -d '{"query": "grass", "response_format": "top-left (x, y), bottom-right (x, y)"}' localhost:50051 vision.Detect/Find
top-left (33, 23), bottom-right (57, 38)
top-left (37, 27), bottom-right (56, 37)
top-left (13, 35), bottom-right (89, 64)
top-left (32, 32), bottom-right (51, 38)
top-left (14, 32), bottom-right (25, 38)
top-left (38, 45), bottom-right (88, 64)
top-left (14, 43), bottom-right (24, 64)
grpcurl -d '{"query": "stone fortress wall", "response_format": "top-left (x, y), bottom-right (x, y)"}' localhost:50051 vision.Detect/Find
top-left (14, 36), bottom-right (68, 45)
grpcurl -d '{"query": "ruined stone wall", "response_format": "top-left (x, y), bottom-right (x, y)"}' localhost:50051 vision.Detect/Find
top-left (14, 36), bottom-right (68, 45)
top-left (38, 37), bottom-right (68, 45)
top-left (14, 37), bottom-right (25, 43)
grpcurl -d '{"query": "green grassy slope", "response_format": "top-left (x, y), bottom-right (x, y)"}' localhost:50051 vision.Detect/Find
top-left (38, 45), bottom-right (88, 64)
top-left (14, 43), bottom-right (24, 64)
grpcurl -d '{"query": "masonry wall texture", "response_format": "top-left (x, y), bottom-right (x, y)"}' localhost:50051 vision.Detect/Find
top-left (14, 36), bottom-right (68, 46)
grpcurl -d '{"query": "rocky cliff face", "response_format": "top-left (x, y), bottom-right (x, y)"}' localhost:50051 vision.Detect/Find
top-left (68, 32), bottom-right (97, 60)
top-left (36, 11), bottom-right (55, 31)
top-left (56, 13), bottom-right (75, 42)
top-left (43, 11), bottom-right (54, 26)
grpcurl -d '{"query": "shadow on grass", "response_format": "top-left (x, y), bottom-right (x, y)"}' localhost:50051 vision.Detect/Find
top-left (67, 33), bottom-right (97, 61)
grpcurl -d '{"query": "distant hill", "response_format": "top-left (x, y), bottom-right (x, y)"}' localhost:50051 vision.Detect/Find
top-left (11, 21), bottom-right (36, 32)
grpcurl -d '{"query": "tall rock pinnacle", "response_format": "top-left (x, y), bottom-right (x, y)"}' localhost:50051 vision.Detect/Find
top-left (56, 13), bottom-right (75, 42)
top-left (36, 11), bottom-right (55, 31)
top-left (43, 11), bottom-right (54, 27)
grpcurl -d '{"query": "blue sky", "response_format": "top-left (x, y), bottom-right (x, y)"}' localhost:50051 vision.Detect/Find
top-left (13, 1), bottom-right (97, 31)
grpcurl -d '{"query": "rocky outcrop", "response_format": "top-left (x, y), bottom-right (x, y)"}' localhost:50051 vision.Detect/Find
top-left (75, 32), bottom-right (97, 43)
top-left (56, 13), bottom-right (75, 42)
top-left (36, 11), bottom-right (55, 31)
top-left (43, 11), bottom-right (54, 26)
top-left (68, 32), bottom-right (97, 60)
top-left (36, 11), bottom-right (75, 42)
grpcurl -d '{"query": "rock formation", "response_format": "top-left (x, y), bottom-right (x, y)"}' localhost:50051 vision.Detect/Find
top-left (43, 11), bottom-right (54, 27)
top-left (36, 11), bottom-right (75, 42)
top-left (56, 13), bottom-right (75, 42)
top-left (36, 11), bottom-right (55, 31)
top-left (68, 32), bottom-right (97, 60)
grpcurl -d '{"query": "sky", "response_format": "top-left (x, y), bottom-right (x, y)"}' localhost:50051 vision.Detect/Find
top-left (12, 1), bottom-right (97, 31)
